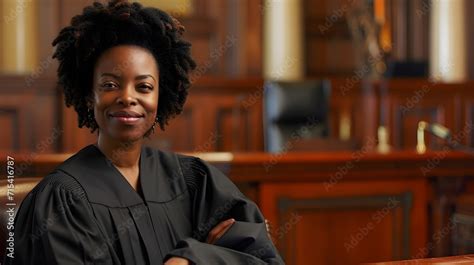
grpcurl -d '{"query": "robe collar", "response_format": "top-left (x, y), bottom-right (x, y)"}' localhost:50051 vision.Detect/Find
top-left (56, 144), bottom-right (187, 207)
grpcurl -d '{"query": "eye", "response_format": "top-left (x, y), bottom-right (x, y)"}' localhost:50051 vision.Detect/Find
top-left (102, 82), bottom-right (117, 89)
top-left (100, 82), bottom-right (118, 90)
top-left (137, 83), bottom-right (153, 92)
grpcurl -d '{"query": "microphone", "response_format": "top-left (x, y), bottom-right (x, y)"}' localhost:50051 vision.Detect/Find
top-left (417, 121), bottom-right (467, 153)
top-left (426, 122), bottom-right (452, 140)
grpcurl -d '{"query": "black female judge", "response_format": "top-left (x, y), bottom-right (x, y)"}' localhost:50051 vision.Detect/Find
top-left (4, 1), bottom-right (284, 264)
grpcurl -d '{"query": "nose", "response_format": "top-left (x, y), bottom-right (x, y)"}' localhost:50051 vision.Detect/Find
top-left (116, 85), bottom-right (137, 106)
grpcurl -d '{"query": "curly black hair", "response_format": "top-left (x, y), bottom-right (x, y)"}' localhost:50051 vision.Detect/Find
top-left (52, 0), bottom-right (196, 134)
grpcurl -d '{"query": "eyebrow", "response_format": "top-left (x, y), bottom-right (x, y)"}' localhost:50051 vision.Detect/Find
top-left (100, 73), bottom-right (156, 82)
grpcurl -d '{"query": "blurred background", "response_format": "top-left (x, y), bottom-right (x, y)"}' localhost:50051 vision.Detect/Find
top-left (1, 0), bottom-right (474, 264)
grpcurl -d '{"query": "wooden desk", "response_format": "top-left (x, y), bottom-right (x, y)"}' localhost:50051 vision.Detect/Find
top-left (2, 150), bottom-right (474, 265)
top-left (224, 151), bottom-right (474, 265)
top-left (367, 254), bottom-right (474, 264)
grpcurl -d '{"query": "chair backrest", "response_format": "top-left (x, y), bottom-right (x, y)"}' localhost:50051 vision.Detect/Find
top-left (0, 177), bottom-right (41, 259)
top-left (263, 80), bottom-right (331, 153)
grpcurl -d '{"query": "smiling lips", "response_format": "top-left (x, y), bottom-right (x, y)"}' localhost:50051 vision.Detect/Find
top-left (109, 110), bottom-right (144, 124)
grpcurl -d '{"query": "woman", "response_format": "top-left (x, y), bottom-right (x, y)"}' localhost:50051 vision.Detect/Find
top-left (5, 1), bottom-right (284, 264)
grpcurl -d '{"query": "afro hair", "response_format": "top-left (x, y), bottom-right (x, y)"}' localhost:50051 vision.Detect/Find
top-left (52, 0), bottom-right (196, 134)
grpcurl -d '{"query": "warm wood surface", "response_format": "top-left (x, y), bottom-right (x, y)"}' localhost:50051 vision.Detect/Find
top-left (366, 254), bottom-right (474, 264)
top-left (261, 180), bottom-right (427, 264)
top-left (2, 150), bottom-right (474, 180)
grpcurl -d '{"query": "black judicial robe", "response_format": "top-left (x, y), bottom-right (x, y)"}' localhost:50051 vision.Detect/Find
top-left (5, 144), bottom-right (284, 265)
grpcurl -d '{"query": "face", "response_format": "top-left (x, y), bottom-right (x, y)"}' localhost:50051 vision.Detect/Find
top-left (91, 45), bottom-right (159, 142)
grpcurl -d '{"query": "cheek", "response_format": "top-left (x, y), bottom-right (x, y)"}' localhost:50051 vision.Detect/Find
top-left (92, 94), bottom-right (114, 122)
top-left (93, 104), bottom-right (107, 126)
top-left (93, 100), bottom-right (107, 117)
top-left (143, 93), bottom-right (159, 113)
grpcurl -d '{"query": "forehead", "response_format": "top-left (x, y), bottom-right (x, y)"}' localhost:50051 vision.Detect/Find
top-left (94, 45), bottom-right (159, 76)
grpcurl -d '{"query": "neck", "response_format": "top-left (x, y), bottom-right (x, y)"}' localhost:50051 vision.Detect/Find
top-left (96, 134), bottom-right (142, 168)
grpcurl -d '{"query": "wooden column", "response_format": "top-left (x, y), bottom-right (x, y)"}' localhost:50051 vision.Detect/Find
top-left (430, 0), bottom-right (467, 82)
top-left (1, 0), bottom-right (38, 73)
top-left (263, 0), bottom-right (304, 80)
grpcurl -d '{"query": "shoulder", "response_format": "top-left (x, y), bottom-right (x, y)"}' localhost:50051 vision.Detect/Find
top-left (174, 152), bottom-right (240, 196)
top-left (30, 170), bottom-right (87, 201)
top-left (144, 147), bottom-right (206, 189)
top-left (142, 145), bottom-right (210, 176)
top-left (142, 146), bottom-right (239, 195)
top-left (15, 171), bottom-right (90, 224)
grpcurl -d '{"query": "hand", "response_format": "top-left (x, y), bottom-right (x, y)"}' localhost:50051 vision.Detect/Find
top-left (206, 218), bottom-right (235, 244)
top-left (164, 257), bottom-right (189, 265)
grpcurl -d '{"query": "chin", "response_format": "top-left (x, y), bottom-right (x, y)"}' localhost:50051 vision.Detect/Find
top-left (110, 131), bottom-right (145, 143)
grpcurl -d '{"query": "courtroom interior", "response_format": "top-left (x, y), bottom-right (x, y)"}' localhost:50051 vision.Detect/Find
top-left (1, 0), bottom-right (474, 264)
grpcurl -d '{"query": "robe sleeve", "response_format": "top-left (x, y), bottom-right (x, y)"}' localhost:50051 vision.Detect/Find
top-left (165, 157), bottom-right (285, 265)
top-left (4, 174), bottom-right (116, 265)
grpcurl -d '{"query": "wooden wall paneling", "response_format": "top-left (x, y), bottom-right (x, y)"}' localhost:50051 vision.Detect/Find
top-left (186, 94), bottom-right (217, 152)
top-left (30, 80), bottom-right (62, 153)
top-left (223, 0), bottom-right (263, 77)
top-left (149, 77), bottom-right (264, 152)
top-left (304, 0), bottom-right (328, 18)
top-left (390, 0), bottom-right (408, 61)
top-left (408, 0), bottom-right (429, 61)
top-left (386, 81), bottom-right (456, 150)
top-left (260, 180), bottom-right (428, 265)
top-left (462, 100), bottom-right (474, 147)
top-left (0, 100), bottom-right (26, 152)
top-left (306, 37), bottom-right (355, 76)
top-left (193, 0), bottom-right (209, 16)
top-left (391, 100), bottom-right (447, 150)
top-left (429, 176), bottom-right (467, 257)
top-left (145, 106), bottom-right (196, 151)
top-left (304, 0), bottom-right (355, 77)
top-left (365, 80), bottom-right (474, 151)
top-left (387, 0), bottom-right (430, 62)
top-left (328, 79), bottom-right (356, 140)
top-left (245, 89), bottom-right (264, 151)
top-left (460, 94), bottom-right (474, 148)
top-left (53, 0), bottom-right (256, 78)
top-left (216, 97), bottom-right (246, 151)
top-left (197, 78), bottom-right (263, 152)
top-left (356, 81), bottom-right (379, 144)
top-left (181, 16), bottom-right (216, 77)
top-left (328, 79), bottom-right (378, 146)
top-left (226, 0), bottom-right (243, 76)
top-left (450, 92), bottom-right (462, 146)
top-left (58, 0), bottom-right (93, 28)
top-left (202, 0), bottom-right (229, 76)
top-left (329, 92), bottom-right (358, 140)
top-left (202, 78), bottom-right (263, 151)
top-left (304, 0), bottom-right (431, 75)
top-left (244, 0), bottom-right (263, 76)
top-left (189, 0), bottom-right (264, 77)
top-left (215, 94), bottom-right (263, 151)
top-left (0, 77), bottom-right (58, 153)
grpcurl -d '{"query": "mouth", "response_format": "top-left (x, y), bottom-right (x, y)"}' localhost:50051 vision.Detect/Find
top-left (108, 110), bottom-right (144, 124)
